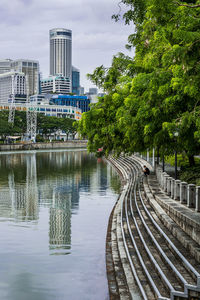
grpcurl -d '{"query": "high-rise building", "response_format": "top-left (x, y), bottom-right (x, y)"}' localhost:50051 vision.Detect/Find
top-left (89, 87), bottom-right (98, 95)
top-left (41, 75), bottom-right (71, 95)
top-left (11, 59), bottom-right (39, 95)
top-left (0, 71), bottom-right (26, 103)
top-left (72, 66), bottom-right (80, 95)
top-left (79, 86), bottom-right (84, 95)
top-left (50, 28), bottom-right (72, 84)
top-left (0, 59), bottom-right (12, 74)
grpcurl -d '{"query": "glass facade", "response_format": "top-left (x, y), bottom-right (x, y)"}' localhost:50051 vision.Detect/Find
top-left (50, 95), bottom-right (90, 113)
top-left (72, 67), bottom-right (80, 95)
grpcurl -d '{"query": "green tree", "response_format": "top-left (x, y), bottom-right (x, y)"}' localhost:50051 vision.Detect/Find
top-left (60, 118), bottom-right (78, 140)
top-left (78, 0), bottom-right (200, 166)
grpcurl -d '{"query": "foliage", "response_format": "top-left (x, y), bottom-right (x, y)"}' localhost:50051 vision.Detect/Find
top-left (0, 111), bottom-right (78, 141)
top-left (165, 154), bottom-right (200, 184)
top-left (179, 165), bottom-right (200, 185)
top-left (0, 111), bottom-right (23, 138)
top-left (78, 0), bottom-right (200, 166)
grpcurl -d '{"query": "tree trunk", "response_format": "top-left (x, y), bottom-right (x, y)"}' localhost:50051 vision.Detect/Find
top-left (188, 155), bottom-right (195, 167)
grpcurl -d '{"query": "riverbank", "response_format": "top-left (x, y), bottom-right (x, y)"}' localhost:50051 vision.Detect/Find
top-left (0, 140), bottom-right (87, 151)
top-left (106, 155), bottom-right (200, 299)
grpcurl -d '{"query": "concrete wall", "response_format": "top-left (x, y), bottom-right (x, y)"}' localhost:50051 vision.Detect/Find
top-left (0, 140), bottom-right (87, 151)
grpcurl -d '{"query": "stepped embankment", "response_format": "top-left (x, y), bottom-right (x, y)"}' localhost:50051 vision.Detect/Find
top-left (106, 155), bottom-right (200, 300)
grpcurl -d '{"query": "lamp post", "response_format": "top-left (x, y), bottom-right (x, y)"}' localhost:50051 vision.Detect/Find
top-left (175, 150), bottom-right (177, 179)
top-left (173, 131), bottom-right (179, 180)
top-left (162, 155), bottom-right (165, 172)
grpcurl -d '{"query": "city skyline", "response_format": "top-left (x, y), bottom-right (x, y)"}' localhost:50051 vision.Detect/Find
top-left (0, 0), bottom-right (134, 91)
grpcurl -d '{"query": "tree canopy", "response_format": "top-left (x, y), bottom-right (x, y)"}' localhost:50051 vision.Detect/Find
top-left (78, 0), bottom-right (200, 166)
top-left (0, 111), bottom-right (78, 142)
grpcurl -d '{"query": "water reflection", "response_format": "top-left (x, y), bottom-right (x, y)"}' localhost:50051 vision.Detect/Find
top-left (0, 150), bottom-right (121, 300)
top-left (49, 187), bottom-right (72, 254)
top-left (0, 151), bottom-right (120, 255)
top-left (0, 154), bottom-right (38, 221)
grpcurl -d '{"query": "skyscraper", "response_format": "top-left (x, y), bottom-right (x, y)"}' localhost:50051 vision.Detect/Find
top-left (0, 59), bottom-right (12, 74)
top-left (72, 66), bottom-right (80, 95)
top-left (50, 28), bottom-right (72, 83)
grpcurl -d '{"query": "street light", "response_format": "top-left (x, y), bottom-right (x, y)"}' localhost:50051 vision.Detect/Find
top-left (173, 131), bottom-right (179, 180)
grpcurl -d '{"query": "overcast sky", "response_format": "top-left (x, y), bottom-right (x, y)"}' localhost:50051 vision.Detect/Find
top-left (0, 0), bottom-right (134, 92)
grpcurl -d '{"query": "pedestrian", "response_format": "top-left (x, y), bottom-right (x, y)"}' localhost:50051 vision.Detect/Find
top-left (143, 165), bottom-right (150, 176)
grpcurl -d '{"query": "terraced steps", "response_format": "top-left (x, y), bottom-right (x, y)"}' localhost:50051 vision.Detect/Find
top-left (106, 156), bottom-right (200, 300)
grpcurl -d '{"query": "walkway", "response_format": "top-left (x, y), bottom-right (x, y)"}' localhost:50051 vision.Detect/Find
top-left (106, 155), bottom-right (200, 300)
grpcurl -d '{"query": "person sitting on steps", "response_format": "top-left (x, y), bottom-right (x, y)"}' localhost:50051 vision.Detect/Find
top-left (143, 165), bottom-right (150, 176)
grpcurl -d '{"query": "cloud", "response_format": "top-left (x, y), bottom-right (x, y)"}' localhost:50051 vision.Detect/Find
top-left (0, 0), bottom-right (134, 90)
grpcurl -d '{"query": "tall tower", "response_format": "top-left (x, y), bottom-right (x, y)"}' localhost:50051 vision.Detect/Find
top-left (50, 28), bottom-right (72, 82)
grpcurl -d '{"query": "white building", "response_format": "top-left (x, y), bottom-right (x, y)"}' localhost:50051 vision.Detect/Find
top-left (0, 72), bottom-right (26, 103)
top-left (11, 59), bottom-right (39, 95)
top-left (41, 75), bottom-right (71, 95)
top-left (0, 101), bottom-right (82, 120)
top-left (50, 28), bottom-right (72, 85)
top-left (0, 59), bottom-right (12, 74)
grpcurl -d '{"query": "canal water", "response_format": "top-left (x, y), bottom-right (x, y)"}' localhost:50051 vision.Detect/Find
top-left (0, 149), bottom-right (121, 300)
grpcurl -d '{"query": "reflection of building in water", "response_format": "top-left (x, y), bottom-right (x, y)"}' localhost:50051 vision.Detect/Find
top-left (25, 154), bottom-right (38, 220)
top-left (89, 159), bottom-right (111, 195)
top-left (99, 161), bottom-right (108, 190)
top-left (38, 150), bottom-right (84, 172)
top-left (38, 176), bottom-right (80, 211)
top-left (49, 187), bottom-right (71, 250)
top-left (0, 153), bottom-right (39, 221)
top-left (0, 150), bottom-right (117, 227)
top-left (71, 179), bottom-right (79, 210)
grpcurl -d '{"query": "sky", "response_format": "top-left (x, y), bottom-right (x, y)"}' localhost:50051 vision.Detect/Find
top-left (0, 0), bottom-right (134, 92)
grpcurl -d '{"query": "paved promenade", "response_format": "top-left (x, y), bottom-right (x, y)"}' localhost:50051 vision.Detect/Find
top-left (106, 156), bottom-right (200, 300)
top-left (0, 140), bottom-right (87, 151)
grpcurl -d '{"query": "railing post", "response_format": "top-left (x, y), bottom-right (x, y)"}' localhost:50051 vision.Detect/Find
top-left (187, 184), bottom-right (196, 208)
top-left (152, 148), bottom-right (155, 170)
top-left (171, 178), bottom-right (175, 199)
top-left (167, 177), bottom-right (172, 196)
top-left (161, 172), bottom-right (166, 189)
top-left (196, 186), bottom-right (200, 212)
top-left (174, 180), bottom-right (181, 201)
top-left (180, 182), bottom-right (187, 204)
top-left (156, 168), bottom-right (161, 186)
top-left (164, 174), bottom-right (170, 193)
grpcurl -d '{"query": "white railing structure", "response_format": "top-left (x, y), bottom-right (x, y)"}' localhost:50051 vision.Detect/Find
top-left (26, 76), bottom-right (37, 142)
top-left (8, 74), bottom-right (17, 124)
top-left (156, 166), bottom-right (200, 212)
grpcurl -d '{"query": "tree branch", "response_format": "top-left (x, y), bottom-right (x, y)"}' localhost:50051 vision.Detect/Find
top-left (174, 1), bottom-right (200, 8)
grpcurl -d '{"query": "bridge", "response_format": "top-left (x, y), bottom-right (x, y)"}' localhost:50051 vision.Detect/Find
top-left (106, 156), bottom-right (200, 300)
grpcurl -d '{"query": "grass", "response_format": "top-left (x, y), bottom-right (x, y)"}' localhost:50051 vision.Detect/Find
top-left (165, 155), bottom-right (200, 185)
